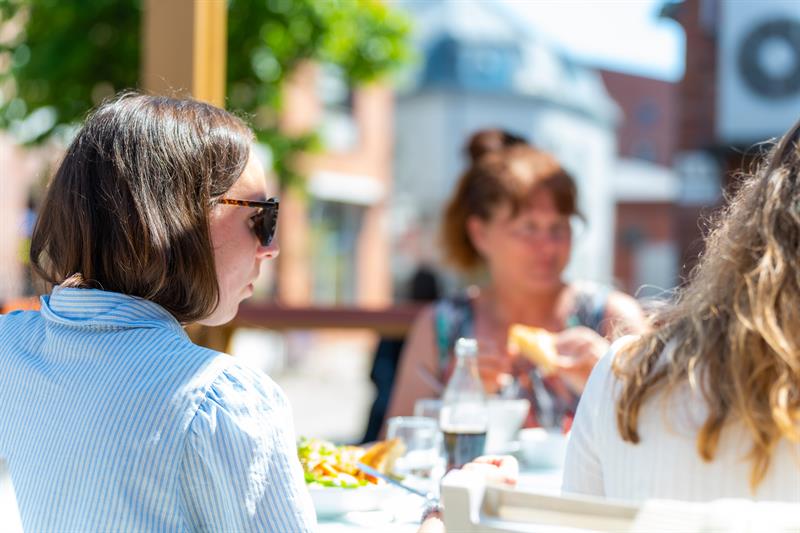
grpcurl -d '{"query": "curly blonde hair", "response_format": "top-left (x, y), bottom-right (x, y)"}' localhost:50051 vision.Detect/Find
top-left (613, 119), bottom-right (800, 490)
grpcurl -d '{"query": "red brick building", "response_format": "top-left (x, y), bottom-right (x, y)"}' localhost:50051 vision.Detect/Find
top-left (277, 63), bottom-right (394, 308)
top-left (665, 0), bottom-right (800, 278)
top-left (610, 0), bottom-right (800, 294)
top-left (600, 69), bottom-right (680, 298)
top-left (600, 71), bottom-right (678, 167)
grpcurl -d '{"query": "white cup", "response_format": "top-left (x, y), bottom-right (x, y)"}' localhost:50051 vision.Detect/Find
top-left (518, 427), bottom-right (568, 468)
top-left (486, 398), bottom-right (530, 453)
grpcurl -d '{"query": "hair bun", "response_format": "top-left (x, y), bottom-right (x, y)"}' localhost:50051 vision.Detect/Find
top-left (465, 128), bottom-right (528, 163)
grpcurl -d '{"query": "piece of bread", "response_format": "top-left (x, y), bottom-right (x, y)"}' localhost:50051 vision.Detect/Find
top-left (507, 324), bottom-right (559, 376)
top-left (358, 438), bottom-right (406, 479)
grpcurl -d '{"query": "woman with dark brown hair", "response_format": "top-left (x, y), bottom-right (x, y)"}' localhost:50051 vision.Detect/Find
top-left (386, 129), bottom-right (645, 429)
top-left (0, 94), bottom-right (316, 531)
top-left (563, 118), bottom-right (800, 501)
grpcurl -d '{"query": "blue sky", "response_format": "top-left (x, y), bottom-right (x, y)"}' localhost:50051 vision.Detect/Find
top-left (501, 0), bottom-right (686, 81)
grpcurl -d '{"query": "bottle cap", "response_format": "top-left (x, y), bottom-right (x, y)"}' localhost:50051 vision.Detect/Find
top-left (454, 337), bottom-right (478, 357)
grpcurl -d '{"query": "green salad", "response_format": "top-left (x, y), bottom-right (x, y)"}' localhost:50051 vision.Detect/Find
top-left (297, 437), bottom-right (371, 489)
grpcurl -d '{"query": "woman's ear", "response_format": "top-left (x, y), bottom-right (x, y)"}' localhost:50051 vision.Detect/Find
top-left (466, 215), bottom-right (489, 257)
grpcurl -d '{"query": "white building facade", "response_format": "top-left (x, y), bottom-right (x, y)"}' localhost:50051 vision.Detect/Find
top-left (393, 0), bottom-right (621, 291)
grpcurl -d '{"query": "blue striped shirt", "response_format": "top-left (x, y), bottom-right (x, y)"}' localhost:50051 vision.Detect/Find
top-left (0, 287), bottom-right (317, 532)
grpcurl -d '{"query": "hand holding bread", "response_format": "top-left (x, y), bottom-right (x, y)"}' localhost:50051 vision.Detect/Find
top-left (507, 324), bottom-right (559, 376)
top-left (507, 324), bottom-right (610, 392)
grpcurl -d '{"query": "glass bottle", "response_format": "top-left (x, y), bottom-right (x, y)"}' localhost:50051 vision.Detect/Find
top-left (439, 337), bottom-right (488, 471)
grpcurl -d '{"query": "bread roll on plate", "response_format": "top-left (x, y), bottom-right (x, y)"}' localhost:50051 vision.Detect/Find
top-left (358, 438), bottom-right (405, 480)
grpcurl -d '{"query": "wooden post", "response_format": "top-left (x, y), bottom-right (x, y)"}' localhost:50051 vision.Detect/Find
top-left (142, 0), bottom-right (227, 108)
top-left (192, 0), bottom-right (227, 107)
top-left (142, 0), bottom-right (229, 353)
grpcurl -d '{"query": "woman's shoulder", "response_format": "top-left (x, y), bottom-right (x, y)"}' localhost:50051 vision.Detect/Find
top-left (584, 335), bottom-right (640, 396)
top-left (185, 356), bottom-right (291, 435)
top-left (0, 308), bottom-right (42, 335)
top-left (208, 357), bottom-right (287, 406)
top-left (173, 342), bottom-right (288, 416)
top-left (566, 281), bottom-right (610, 330)
top-left (429, 291), bottom-right (477, 360)
top-left (568, 280), bottom-right (644, 335)
top-left (431, 290), bottom-right (475, 313)
top-left (430, 288), bottom-right (479, 326)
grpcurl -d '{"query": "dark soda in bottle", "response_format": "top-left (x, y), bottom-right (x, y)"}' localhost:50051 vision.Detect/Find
top-left (439, 338), bottom-right (488, 471)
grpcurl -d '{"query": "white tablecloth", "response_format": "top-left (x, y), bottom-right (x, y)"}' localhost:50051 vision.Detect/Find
top-left (318, 467), bottom-right (563, 532)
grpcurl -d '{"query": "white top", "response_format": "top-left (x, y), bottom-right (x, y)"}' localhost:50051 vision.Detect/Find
top-left (562, 337), bottom-right (800, 502)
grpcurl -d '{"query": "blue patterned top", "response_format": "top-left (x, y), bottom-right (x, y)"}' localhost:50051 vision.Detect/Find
top-left (0, 287), bottom-right (316, 532)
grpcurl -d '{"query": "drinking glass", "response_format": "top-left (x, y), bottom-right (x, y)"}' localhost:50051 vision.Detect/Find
top-left (413, 398), bottom-right (442, 420)
top-left (385, 416), bottom-right (443, 485)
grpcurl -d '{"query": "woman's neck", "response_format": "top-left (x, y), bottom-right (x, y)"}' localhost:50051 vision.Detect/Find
top-left (481, 281), bottom-right (567, 328)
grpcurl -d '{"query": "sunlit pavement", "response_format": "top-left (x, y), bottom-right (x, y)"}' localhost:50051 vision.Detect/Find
top-left (279, 332), bottom-right (376, 445)
top-left (0, 462), bottom-right (23, 532)
top-left (232, 329), bottom-right (378, 445)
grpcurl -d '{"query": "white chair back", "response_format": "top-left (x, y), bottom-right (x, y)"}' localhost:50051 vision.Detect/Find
top-left (440, 469), bottom-right (800, 532)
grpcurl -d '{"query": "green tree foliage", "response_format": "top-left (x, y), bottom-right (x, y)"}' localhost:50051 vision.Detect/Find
top-left (0, 0), bottom-right (412, 187)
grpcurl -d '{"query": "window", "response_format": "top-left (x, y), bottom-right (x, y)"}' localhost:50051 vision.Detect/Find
top-left (318, 64), bottom-right (357, 152)
top-left (635, 100), bottom-right (659, 126)
top-left (308, 199), bottom-right (364, 304)
top-left (632, 141), bottom-right (657, 162)
top-left (457, 44), bottom-right (520, 91)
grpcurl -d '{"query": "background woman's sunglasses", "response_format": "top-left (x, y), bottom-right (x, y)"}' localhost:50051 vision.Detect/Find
top-left (218, 198), bottom-right (279, 246)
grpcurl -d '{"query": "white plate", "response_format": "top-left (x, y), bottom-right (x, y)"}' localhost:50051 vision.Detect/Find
top-left (308, 483), bottom-right (397, 517)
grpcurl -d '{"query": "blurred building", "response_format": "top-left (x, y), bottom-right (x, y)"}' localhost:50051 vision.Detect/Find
top-left (0, 70), bottom-right (396, 309)
top-left (601, 70), bottom-right (681, 299)
top-left (0, 136), bottom-right (31, 301)
top-left (600, 0), bottom-right (800, 296)
top-left (601, 71), bottom-right (678, 168)
top-left (0, 136), bottom-right (52, 301)
top-left (265, 62), bottom-right (395, 308)
top-left (393, 0), bottom-right (621, 291)
top-left (665, 0), bottom-right (800, 277)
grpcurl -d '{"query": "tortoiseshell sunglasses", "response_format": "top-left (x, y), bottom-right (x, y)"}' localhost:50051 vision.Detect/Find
top-left (218, 197), bottom-right (279, 246)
